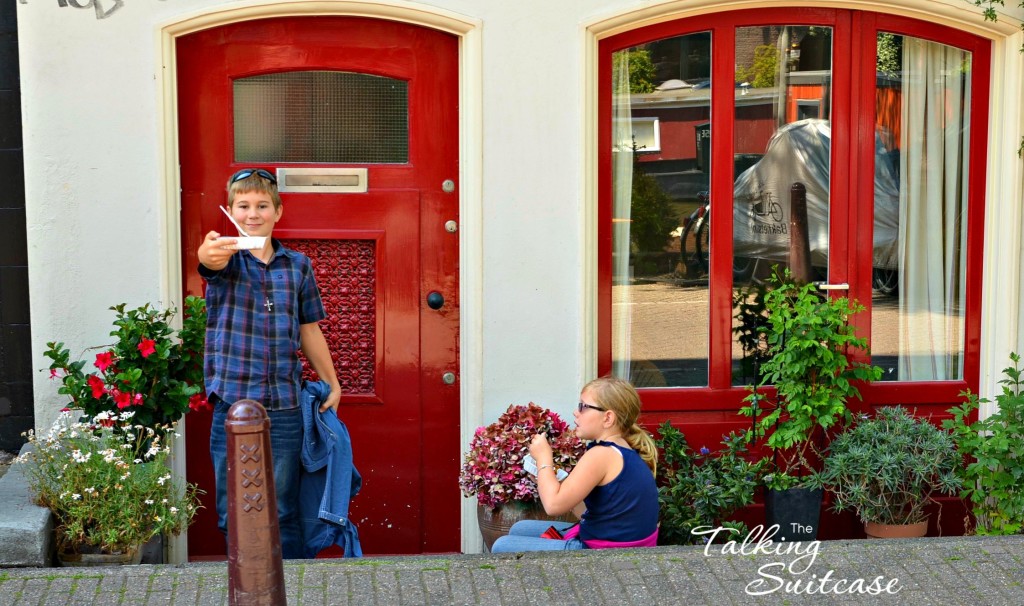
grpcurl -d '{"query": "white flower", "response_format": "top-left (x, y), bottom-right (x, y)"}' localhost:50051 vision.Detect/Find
top-left (71, 450), bottom-right (90, 463)
top-left (154, 516), bottom-right (162, 522)
top-left (83, 487), bottom-right (96, 494)
top-left (145, 499), bottom-right (154, 505)
top-left (72, 494), bottom-right (81, 500)
top-left (157, 474), bottom-right (171, 486)
top-left (169, 507), bottom-right (179, 514)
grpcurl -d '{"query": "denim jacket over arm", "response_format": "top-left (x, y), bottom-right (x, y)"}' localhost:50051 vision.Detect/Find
top-left (299, 380), bottom-right (363, 558)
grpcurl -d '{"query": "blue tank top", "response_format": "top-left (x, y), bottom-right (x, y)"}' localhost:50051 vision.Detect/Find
top-left (579, 441), bottom-right (659, 543)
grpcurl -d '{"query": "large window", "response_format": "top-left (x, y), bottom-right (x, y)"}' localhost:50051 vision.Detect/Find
top-left (599, 10), bottom-right (989, 409)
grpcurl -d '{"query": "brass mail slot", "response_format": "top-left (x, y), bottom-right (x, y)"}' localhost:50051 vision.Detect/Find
top-left (276, 168), bottom-right (368, 193)
top-left (285, 174), bottom-right (361, 187)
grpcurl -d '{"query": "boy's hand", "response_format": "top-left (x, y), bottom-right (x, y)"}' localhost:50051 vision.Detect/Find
top-left (198, 230), bottom-right (238, 270)
top-left (319, 386), bottom-right (342, 414)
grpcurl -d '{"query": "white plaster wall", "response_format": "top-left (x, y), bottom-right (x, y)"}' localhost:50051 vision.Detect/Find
top-left (19, 3), bottom-right (173, 430)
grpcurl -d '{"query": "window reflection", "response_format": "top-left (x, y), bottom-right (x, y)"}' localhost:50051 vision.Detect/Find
top-left (871, 34), bottom-right (970, 381)
top-left (611, 33), bottom-right (711, 387)
top-left (731, 26), bottom-right (833, 385)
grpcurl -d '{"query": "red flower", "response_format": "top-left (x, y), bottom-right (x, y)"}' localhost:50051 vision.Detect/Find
top-left (87, 375), bottom-right (107, 399)
top-left (50, 368), bottom-right (61, 380)
top-left (112, 389), bottom-right (132, 410)
top-left (132, 393), bottom-right (144, 407)
top-left (94, 351), bottom-right (115, 372)
top-left (188, 393), bottom-right (211, 412)
top-left (137, 338), bottom-right (157, 358)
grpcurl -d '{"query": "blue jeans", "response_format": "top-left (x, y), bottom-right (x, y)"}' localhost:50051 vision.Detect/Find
top-left (490, 520), bottom-right (585, 553)
top-left (210, 400), bottom-right (303, 559)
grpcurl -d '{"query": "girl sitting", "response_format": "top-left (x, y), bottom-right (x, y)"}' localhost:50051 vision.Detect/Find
top-left (491, 376), bottom-right (659, 552)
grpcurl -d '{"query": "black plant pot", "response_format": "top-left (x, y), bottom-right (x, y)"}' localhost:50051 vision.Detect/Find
top-left (765, 487), bottom-right (822, 542)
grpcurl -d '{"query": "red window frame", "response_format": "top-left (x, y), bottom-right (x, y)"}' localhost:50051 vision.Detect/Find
top-left (597, 9), bottom-right (990, 416)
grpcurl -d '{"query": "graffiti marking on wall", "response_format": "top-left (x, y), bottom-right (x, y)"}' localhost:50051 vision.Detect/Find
top-left (18, 0), bottom-right (127, 20)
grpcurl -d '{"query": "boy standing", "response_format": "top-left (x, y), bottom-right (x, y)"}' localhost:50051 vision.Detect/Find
top-left (197, 168), bottom-right (341, 558)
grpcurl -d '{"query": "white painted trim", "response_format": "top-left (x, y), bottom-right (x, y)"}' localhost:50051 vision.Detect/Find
top-left (156, 0), bottom-right (483, 559)
top-left (981, 29), bottom-right (1024, 417)
top-left (580, 0), bottom-right (1024, 403)
top-left (457, 22), bottom-right (486, 558)
top-left (583, 0), bottom-right (1020, 41)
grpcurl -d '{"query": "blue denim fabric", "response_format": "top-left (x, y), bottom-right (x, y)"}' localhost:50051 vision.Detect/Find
top-left (490, 520), bottom-right (585, 553)
top-left (299, 380), bottom-right (363, 558)
top-left (210, 399), bottom-right (304, 559)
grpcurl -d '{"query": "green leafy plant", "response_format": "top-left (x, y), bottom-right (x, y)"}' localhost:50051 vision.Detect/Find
top-left (736, 44), bottom-right (779, 88)
top-left (612, 48), bottom-right (657, 94)
top-left (944, 352), bottom-right (1024, 535)
top-left (813, 406), bottom-right (963, 526)
top-left (629, 161), bottom-right (677, 268)
top-left (16, 410), bottom-right (202, 555)
top-left (43, 297), bottom-right (207, 431)
top-left (740, 269), bottom-right (882, 489)
top-left (656, 423), bottom-right (765, 545)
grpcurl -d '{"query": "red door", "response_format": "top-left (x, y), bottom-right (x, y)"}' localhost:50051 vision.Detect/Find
top-left (177, 17), bottom-right (460, 557)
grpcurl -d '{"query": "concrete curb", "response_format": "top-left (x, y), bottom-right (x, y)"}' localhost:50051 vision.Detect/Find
top-left (0, 444), bottom-right (53, 567)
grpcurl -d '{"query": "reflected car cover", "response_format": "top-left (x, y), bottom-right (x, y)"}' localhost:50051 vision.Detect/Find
top-left (732, 118), bottom-right (899, 271)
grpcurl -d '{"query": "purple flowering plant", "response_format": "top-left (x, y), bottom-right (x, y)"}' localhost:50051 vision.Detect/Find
top-left (459, 403), bottom-right (585, 509)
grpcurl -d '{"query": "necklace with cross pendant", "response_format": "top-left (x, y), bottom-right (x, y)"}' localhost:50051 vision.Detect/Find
top-left (264, 298), bottom-right (274, 312)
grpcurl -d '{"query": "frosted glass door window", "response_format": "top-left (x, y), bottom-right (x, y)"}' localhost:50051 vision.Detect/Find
top-left (234, 71), bottom-right (409, 163)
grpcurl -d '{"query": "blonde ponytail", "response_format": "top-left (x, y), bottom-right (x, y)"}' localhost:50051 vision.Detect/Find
top-left (625, 423), bottom-right (658, 476)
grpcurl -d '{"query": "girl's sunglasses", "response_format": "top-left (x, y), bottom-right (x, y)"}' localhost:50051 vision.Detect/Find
top-left (230, 168), bottom-right (277, 185)
top-left (577, 401), bottom-right (606, 413)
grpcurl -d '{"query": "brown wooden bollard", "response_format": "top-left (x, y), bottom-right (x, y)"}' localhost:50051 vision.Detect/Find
top-left (226, 399), bottom-right (286, 606)
top-left (789, 182), bottom-right (813, 283)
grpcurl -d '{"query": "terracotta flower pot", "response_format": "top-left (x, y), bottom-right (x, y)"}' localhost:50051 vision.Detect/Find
top-left (864, 520), bottom-right (928, 539)
top-left (57, 544), bottom-right (143, 567)
top-left (477, 501), bottom-right (574, 552)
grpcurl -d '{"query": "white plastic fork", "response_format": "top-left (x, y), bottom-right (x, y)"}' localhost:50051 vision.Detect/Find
top-left (219, 205), bottom-right (250, 237)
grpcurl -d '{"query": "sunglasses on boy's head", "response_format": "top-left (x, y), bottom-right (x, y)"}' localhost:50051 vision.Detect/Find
top-left (230, 168), bottom-right (277, 185)
top-left (578, 401), bottom-right (606, 413)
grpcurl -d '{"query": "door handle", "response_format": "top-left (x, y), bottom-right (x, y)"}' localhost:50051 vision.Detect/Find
top-left (427, 291), bottom-right (445, 310)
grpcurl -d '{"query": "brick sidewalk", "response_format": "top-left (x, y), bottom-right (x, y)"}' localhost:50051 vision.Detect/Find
top-left (1, 535), bottom-right (1022, 605)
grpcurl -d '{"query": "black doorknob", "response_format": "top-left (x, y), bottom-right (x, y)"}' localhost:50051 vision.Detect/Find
top-left (427, 291), bottom-right (444, 310)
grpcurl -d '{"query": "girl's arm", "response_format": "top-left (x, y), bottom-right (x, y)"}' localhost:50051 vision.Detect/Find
top-left (529, 434), bottom-right (617, 516)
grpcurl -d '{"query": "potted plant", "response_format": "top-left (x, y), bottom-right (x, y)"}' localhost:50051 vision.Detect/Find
top-left (656, 424), bottom-right (766, 545)
top-left (43, 297), bottom-right (208, 432)
top-left (739, 269), bottom-right (882, 540)
top-left (459, 403), bottom-right (585, 550)
top-left (812, 406), bottom-right (963, 538)
top-left (15, 410), bottom-right (202, 564)
top-left (944, 352), bottom-right (1024, 535)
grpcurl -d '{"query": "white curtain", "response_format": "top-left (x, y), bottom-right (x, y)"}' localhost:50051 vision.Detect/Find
top-left (897, 37), bottom-right (970, 380)
top-left (611, 51), bottom-right (634, 380)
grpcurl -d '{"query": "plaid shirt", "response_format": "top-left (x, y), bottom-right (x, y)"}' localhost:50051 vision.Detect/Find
top-left (200, 240), bottom-right (326, 411)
